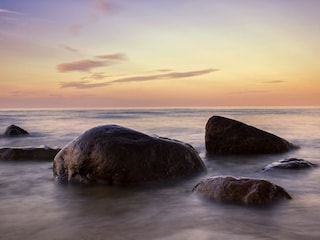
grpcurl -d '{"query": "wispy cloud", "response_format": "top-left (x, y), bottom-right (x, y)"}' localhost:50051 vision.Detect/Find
top-left (59, 44), bottom-right (79, 53)
top-left (56, 53), bottom-right (127, 72)
top-left (264, 80), bottom-right (286, 84)
top-left (57, 59), bottom-right (106, 72)
top-left (68, 0), bottom-right (117, 35)
top-left (0, 8), bottom-right (24, 27)
top-left (60, 68), bottom-right (218, 89)
top-left (60, 81), bottom-right (109, 89)
top-left (81, 72), bottom-right (108, 80)
top-left (0, 8), bottom-right (21, 15)
top-left (68, 23), bottom-right (84, 35)
top-left (228, 90), bottom-right (268, 95)
top-left (9, 90), bottom-right (23, 96)
top-left (111, 69), bottom-right (217, 84)
top-left (91, 0), bottom-right (110, 12)
top-left (154, 69), bottom-right (172, 72)
top-left (95, 53), bottom-right (127, 61)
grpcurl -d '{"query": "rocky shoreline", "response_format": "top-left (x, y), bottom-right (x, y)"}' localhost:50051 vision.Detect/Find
top-left (1, 116), bottom-right (318, 206)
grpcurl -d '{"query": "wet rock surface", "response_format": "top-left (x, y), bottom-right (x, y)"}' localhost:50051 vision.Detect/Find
top-left (193, 176), bottom-right (292, 205)
top-left (53, 125), bottom-right (206, 184)
top-left (0, 147), bottom-right (60, 160)
top-left (3, 125), bottom-right (29, 137)
top-left (205, 116), bottom-right (295, 154)
top-left (262, 158), bottom-right (318, 171)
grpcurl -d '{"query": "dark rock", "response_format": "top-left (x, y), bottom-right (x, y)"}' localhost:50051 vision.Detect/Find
top-left (53, 125), bottom-right (206, 184)
top-left (4, 124), bottom-right (29, 137)
top-left (193, 176), bottom-right (292, 205)
top-left (0, 147), bottom-right (60, 160)
top-left (262, 158), bottom-right (318, 171)
top-left (205, 116), bottom-right (295, 154)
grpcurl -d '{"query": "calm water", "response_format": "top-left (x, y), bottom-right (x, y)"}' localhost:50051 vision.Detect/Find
top-left (0, 107), bottom-right (319, 240)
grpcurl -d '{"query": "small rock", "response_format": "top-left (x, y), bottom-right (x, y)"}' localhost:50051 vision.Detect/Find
top-left (193, 176), bottom-right (292, 205)
top-left (262, 158), bottom-right (318, 171)
top-left (4, 124), bottom-right (29, 137)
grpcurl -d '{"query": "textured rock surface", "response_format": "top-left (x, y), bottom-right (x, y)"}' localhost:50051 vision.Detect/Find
top-left (3, 124), bottom-right (29, 137)
top-left (205, 116), bottom-right (295, 154)
top-left (193, 176), bottom-right (292, 205)
top-left (262, 158), bottom-right (318, 171)
top-left (53, 125), bottom-right (206, 184)
top-left (0, 147), bottom-right (60, 160)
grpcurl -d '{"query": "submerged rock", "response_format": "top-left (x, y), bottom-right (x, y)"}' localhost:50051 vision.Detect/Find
top-left (53, 125), bottom-right (206, 184)
top-left (262, 158), bottom-right (318, 171)
top-left (205, 116), bottom-right (295, 154)
top-left (193, 176), bottom-right (292, 206)
top-left (3, 124), bottom-right (29, 137)
top-left (0, 147), bottom-right (60, 160)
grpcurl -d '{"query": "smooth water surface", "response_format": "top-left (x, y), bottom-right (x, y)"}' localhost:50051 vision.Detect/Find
top-left (0, 107), bottom-right (319, 240)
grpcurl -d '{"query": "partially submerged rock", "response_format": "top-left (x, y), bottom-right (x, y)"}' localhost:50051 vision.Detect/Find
top-left (3, 124), bottom-right (29, 137)
top-left (53, 125), bottom-right (206, 184)
top-left (205, 116), bottom-right (295, 154)
top-left (193, 176), bottom-right (292, 205)
top-left (0, 147), bottom-right (60, 160)
top-left (262, 158), bottom-right (318, 171)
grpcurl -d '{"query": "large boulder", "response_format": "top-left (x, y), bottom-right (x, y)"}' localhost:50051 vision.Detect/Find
top-left (3, 124), bottom-right (29, 137)
top-left (193, 176), bottom-right (292, 205)
top-left (262, 158), bottom-right (318, 171)
top-left (53, 125), bottom-right (206, 184)
top-left (205, 116), bottom-right (295, 154)
top-left (0, 147), bottom-right (60, 160)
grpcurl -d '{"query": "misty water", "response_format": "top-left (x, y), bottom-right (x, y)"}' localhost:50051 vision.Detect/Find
top-left (0, 108), bottom-right (319, 240)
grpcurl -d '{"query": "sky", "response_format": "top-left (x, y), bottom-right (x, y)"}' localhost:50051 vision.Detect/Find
top-left (0, 0), bottom-right (319, 108)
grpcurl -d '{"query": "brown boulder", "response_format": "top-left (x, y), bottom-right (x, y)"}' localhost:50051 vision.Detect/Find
top-left (0, 147), bottom-right (60, 160)
top-left (193, 176), bottom-right (292, 205)
top-left (53, 125), bottom-right (206, 184)
top-left (205, 116), bottom-right (295, 154)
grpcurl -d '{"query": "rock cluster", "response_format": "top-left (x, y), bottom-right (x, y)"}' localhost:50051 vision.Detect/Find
top-left (3, 116), bottom-right (312, 207)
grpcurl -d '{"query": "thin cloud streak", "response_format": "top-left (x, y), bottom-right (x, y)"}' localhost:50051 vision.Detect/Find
top-left (9, 90), bottom-right (23, 96)
top-left (60, 81), bottom-right (110, 89)
top-left (60, 68), bottom-right (218, 89)
top-left (81, 72), bottom-right (108, 80)
top-left (57, 53), bottom-right (127, 72)
top-left (95, 53), bottom-right (127, 61)
top-left (57, 59), bottom-right (106, 72)
top-left (154, 69), bottom-right (172, 72)
top-left (59, 44), bottom-right (79, 53)
top-left (111, 69), bottom-right (218, 84)
top-left (264, 80), bottom-right (286, 84)
top-left (228, 90), bottom-right (268, 95)
top-left (0, 8), bottom-right (21, 15)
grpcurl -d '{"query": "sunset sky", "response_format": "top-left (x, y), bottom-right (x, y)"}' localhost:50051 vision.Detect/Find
top-left (1, 0), bottom-right (319, 108)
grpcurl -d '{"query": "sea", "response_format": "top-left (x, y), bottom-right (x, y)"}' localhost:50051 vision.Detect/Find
top-left (0, 107), bottom-right (319, 240)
